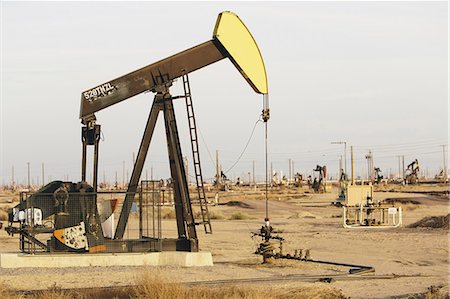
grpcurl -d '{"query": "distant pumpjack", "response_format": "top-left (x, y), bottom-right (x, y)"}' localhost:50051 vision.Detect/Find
top-left (405, 159), bottom-right (419, 184)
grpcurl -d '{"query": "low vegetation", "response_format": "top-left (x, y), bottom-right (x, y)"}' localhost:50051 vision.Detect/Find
top-left (194, 210), bottom-right (225, 220)
top-left (0, 269), bottom-right (347, 299)
top-left (229, 212), bottom-right (254, 220)
top-left (161, 208), bottom-right (177, 219)
top-left (0, 208), bottom-right (8, 221)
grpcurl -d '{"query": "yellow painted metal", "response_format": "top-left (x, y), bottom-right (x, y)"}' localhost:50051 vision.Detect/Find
top-left (345, 184), bottom-right (373, 206)
top-left (214, 11), bottom-right (268, 94)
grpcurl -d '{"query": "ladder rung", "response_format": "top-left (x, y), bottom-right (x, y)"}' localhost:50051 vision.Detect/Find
top-left (184, 73), bottom-right (211, 234)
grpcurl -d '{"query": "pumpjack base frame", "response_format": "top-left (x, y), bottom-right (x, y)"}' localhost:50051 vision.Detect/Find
top-left (51, 238), bottom-right (198, 253)
top-left (7, 226), bottom-right (198, 254)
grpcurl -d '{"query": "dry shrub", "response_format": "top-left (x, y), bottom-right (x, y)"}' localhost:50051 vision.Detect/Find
top-left (135, 270), bottom-right (346, 299)
top-left (229, 212), bottom-right (253, 220)
top-left (27, 285), bottom-right (132, 299)
top-left (0, 209), bottom-right (7, 221)
top-left (194, 210), bottom-right (225, 220)
top-left (160, 208), bottom-right (225, 221)
top-left (0, 282), bottom-right (14, 299)
top-left (188, 285), bottom-right (272, 299)
top-left (135, 270), bottom-right (187, 298)
top-left (424, 285), bottom-right (449, 299)
top-left (14, 272), bottom-right (347, 299)
top-left (161, 208), bottom-right (177, 219)
top-left (27, 283), bottom-right (79, 299)
top-left (209, 210), bottom-right (225, 220)
top-left (275, 286), bottom-right (346, 299)
top-left (398, 284), bottom-right (449, 299)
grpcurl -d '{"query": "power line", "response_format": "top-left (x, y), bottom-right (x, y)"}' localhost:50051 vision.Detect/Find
top-left (223, 117), bottom-right (262, 174)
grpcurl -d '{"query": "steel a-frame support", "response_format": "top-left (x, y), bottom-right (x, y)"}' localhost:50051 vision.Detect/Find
top-left (113, 84), bottom-right (197, 250)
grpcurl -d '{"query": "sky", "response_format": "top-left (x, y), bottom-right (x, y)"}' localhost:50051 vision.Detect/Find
top-left (1, 1), bottom-right (448, 186)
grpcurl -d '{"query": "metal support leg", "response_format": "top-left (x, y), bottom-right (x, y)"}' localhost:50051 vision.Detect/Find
top-left (82, 140), bottom-right (87, 182)
top-left (114, 100), bottom-right (162, 239)
top-left (163, 97), bottom-right (197, 241)
top-left (93, 134), bottom-right (100, 192)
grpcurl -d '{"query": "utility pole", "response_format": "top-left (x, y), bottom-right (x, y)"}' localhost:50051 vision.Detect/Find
top-left (252, 160), bottom-right (255, 186)
top-left (402, 155), bottom-right (405, 181)
top-left (441, 145), bottom-right (447, 183)
top-left (365, 150), bottom-right (373, 182)
top-left (27, 162), bottom-right (30, 189)
top-left (397, 156), bottom-right (401, 179)
top-left (11, 165), bottom-right (15, 188)
top-left (331, 141), bottom-right (347, 176)
top-left (151, 166), bottom-right (153, 180)
top-left (41, 163), bottom-right (45, 186)
top-left (288, 158), bottom-right (292, 185)
top-left (215, 150), bottom-right (220, 187)
top-left (122, 160), bottom-right (125, 187)
top-left (344, 142), bottom-right (347, 176)
top-left (350, 146), bottom-right (354, 185)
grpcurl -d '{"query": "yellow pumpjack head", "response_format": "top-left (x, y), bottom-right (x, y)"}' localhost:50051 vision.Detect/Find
top-left (213, 11), bottom-right (268, 95)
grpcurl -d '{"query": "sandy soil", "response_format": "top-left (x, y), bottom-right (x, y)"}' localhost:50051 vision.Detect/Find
top-left (0, 184), bottom-right (448, 298)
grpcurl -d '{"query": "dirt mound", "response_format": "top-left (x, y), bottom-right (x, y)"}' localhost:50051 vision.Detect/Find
top-left (219, 201), bottom-right (253, 209)
top-left (288, 211), bottom-right (319, 219)
top-left (384, 198), bottom-right (421, 205)
top-left (407, 214), bottom-right (450, 229)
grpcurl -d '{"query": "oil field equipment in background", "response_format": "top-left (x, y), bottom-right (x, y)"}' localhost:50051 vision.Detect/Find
top-left (342, 185), bottom-right (403, 228)
top-left (374, 167), bottom-right (384, 184)
top-left (5, 11), bottom-right (269, 254)
top-left (311, 165), bottom-right (326, 193)
top-left (341, 147), bottom-right (402, 228)
top-left (251, 220), bottom-right (374, 274)
top-left (404, 159), bottom-right (420, 184)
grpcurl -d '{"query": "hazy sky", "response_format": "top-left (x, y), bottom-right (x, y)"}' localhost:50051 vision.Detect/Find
top-left (1, 1), bottom-right (448, 185)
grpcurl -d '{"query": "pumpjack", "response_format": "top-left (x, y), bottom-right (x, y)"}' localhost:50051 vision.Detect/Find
top-left (404, 159), bottom-right (419, 184)
top-left (374, 167), bottom-right (384, 184)
top-left (5, 12), bottom-right (268, 253)
top-left (312, 165), bottom-right (326, 193)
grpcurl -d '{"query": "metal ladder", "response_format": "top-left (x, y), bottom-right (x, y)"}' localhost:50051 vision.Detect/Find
top-left (182, 73), bottom-right (212, 234)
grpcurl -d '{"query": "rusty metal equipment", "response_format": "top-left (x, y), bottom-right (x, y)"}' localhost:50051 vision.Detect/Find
top-left (342, 185), bottom-right (402, 228)
top-left (312, 165), bottom-right (326, 193)
top-left (5, 11), bottom-right (269, 254)
top-left (252, 219), bottom-right (284, 264)
top-left (405, 159), bottom-right (420, 184)
top-left (374, 167), bottom-right (384, 184)
top-left (251, 220), bottom-right (374, 274)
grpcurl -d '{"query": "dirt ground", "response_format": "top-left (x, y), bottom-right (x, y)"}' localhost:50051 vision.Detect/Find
top-left (0, 184), bottom-right (448, 298)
